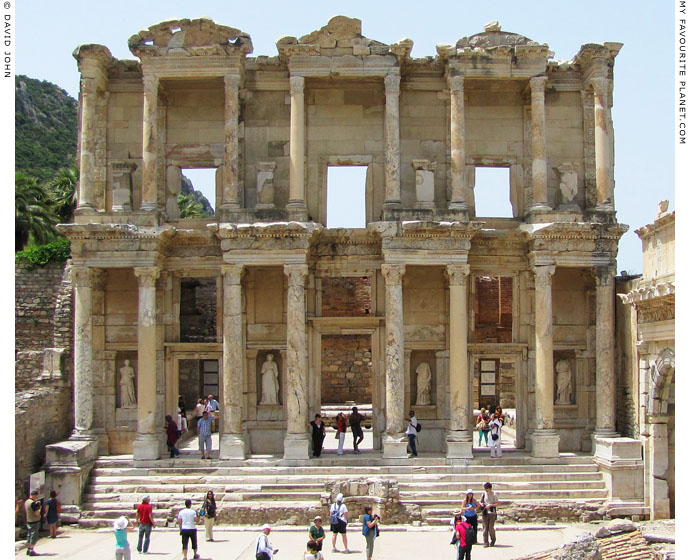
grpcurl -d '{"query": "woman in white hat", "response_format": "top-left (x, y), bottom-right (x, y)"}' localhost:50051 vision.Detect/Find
top-left (308, 515), bottom-right (326, 553)
top-left (113, 516), bottom-right (134, 560)
top-left (461, 489), bottom-right (479, 536)
top-left (330, 493), bottom-right (350, 553)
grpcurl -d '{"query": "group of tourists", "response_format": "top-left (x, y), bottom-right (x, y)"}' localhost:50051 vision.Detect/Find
top-left (164, 394), bottom-right (220, 459)
top-left (452, 482), bottom-right (501, 559)
top-left (20, 488), bottom-right (61, 556)
top-left (476, 405), bottom-right (505, 458)
top-left (310, 406), bottom-right (366, 457)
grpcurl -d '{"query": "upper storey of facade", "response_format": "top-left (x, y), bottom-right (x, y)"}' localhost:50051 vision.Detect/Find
top-left (70, 16), bottom-right (622, 229)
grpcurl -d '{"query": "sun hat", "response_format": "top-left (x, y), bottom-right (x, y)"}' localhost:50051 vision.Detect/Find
top-left (114, 516), bottom-right (128, 530)
top-left (314, 515), bottom-right (322, 521)
top-left (452, 508), bottom-right (463, 516)
top-left (261, 523), bottom-right (271, 531)
top-left (466, 489), bottom-right (473, 494)
top-left (336, 493), bottom-right (344, 502)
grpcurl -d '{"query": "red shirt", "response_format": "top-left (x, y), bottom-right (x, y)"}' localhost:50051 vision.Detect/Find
top-left (137, 503), bottom-right (153, 525)
top-left (455, 521), bottom-right (471, 548)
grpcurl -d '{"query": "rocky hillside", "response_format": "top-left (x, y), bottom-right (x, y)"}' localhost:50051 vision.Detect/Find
top-left (15, 75), bottom-right (79, 181)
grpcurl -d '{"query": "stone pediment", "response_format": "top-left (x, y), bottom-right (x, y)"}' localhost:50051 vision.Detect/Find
top-left (436, 21), bottom-right (550, 58)
top-left (276, 16), bottom-right (412, 60)
top-left (128, 18), bottom-right (253, 58)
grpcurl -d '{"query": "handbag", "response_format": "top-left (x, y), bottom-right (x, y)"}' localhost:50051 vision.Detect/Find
top-left (450, 532), bottom-right (458, 545)
top-left (491, 433), bottom-right (499, 441)
top-left (375, 525), bottom-right (380, 537)
top-left (200, 508), bottom-right (205, 516)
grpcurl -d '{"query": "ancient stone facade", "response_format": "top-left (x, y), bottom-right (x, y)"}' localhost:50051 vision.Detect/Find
top-left (47, 16), bottom-right (640, 507)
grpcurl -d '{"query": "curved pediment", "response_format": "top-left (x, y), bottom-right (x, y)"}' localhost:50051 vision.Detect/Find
top-left (128, 18), bottom-right (253, 58)
top-left (456, 21), bottom-right (544, 49)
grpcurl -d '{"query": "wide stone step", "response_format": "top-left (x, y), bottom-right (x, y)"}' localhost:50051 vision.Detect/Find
top-left (401, 490), bottom-right (609, 505)
top-left (398, 481), bottom-right (605, 492)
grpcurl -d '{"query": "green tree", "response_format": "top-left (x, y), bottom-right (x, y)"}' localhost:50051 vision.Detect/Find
top-left (177, 193), bottom-right (206, 218)
top-left (46, 164), bottom-right (79, 223)
top-left (15, 172), bottom-right (58, 251)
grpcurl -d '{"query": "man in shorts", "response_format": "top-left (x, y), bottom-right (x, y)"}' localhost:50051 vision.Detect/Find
top-left (177, 499), bottom-right (199, 560)
top-left (349, 407), bottom-right (364, 454)
top-left (330, 493), bottom-right (350, 553)
top-left (24, 489), bottom-right (41, 556)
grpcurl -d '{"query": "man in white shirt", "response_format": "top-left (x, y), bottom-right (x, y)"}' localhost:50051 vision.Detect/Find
top-left (177, 499), bottom-right (199, 560)
top-left (405, 410), bottom-right (418, 457)
top-left (256, 524), bottom-right (279, 559)
top-left (330, 493), bottom-right (350, 553)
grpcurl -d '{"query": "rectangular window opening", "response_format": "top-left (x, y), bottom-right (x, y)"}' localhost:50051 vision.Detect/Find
top-left (326, 166), bottom-right (367, 228)
top-left (474, 167), bottom-right (512, 218)
top-left (473, 276), bottom-right (513, 343)
top-left (180, 168), bottom-right (216, 217)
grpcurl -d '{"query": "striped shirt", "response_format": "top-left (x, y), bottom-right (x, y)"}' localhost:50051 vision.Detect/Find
top-left (197, 417), bottom-right (212, 436)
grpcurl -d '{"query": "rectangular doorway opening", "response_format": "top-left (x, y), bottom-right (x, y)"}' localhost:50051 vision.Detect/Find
top-left (180, 168), bottom-right (216, 217)
top-left (474, 167), bottom-right (512, 217)
top-left (326, 166), bottom-right (367, 228)
top-left (178, 359), bottom-right (220, 413)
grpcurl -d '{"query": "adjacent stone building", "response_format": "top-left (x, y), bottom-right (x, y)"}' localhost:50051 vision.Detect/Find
top-left (44, 16), bottom-right (647, 513)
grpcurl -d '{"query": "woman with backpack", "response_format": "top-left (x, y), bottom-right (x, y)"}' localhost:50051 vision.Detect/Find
top-left (454, 514), bottom-right (475, 560)
top-left (201, 490), bottom-right (216, 541)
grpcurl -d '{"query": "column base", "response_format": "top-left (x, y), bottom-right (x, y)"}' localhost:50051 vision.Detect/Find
top-left (446, 437), bottom-right (474, 459)
top-left (447, 201), bottom-right (468, 211)
top-left (133, 434), bottom-right (161, 460)
top-left (382, 434), bottom-right (409, 458)
top-left (283, 433), bottom-right (310, 460)
top-left (529, 203), bottom-right (552, 213)
top-left (45, 439), bottom-right (99, 506)
top-left (286, 201), bottom-right (308, 221)
top-left (530, 429), bottom-right (560, 458)
top-left (74, 205), bottom-right (97, 215)
top-left (140, 203), bottom-right (158, 212)
top-left (219, 433), bottom-right (247, 460)
top-left (69, 429), bottom-right (97, 441)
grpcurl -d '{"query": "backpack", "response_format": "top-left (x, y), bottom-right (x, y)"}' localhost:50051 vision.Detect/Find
top-left (464, 524), bottom-right (476, 545)
top-left (415, 422), bottom-right (421, 432)
top-left (330, 504), bottom-right (340, 525)
top-left (31, 499), bottom-right (42, 512)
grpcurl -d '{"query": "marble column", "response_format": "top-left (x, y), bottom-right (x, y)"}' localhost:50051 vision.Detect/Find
top-left (220, 264), bottom-right (246, 458)
top-left (221, 74), bottom-right (241, 210)
top-left (531, 264), bottom-right (560, 457)
top-left (283, 264), bottom-right (310, 459)
top-left (591, 77), bottom-right (613, 209)
top-left (381, 264), bottom-right (407, 458)
top-left (445, 264), bottom-right (473, 458)
top-left (70, 267), bottom-right (95, 440)
top-left (383, 73), bottom-right (401, 208)
top-left (594, 265), bottom-right (617, 436)
top-left (76, 79), bottom-right (98, 212)
top-left (530, 76), bottom-right (550, 211)
top-left (141, 74), bottom-right (159, 211)
top-left (448, 76), bottom-right (468, 211)
top-left (132, 267), bottom-right (161, 460)
top-left (287, 76), bottom-right (307, 215)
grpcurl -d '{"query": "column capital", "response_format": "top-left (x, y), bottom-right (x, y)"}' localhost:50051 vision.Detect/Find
top-left (530, 75), bottom-right (547, 92)
top-left (222, 263), bottom-right (244, 284)
top-left (284, 263), bottom-right (309, 285)
top-left (71, 266), bottom-right (94, 287)
top-left (384, 73), bottom-right (400, 95)
top-left (445, 264), bottom-right (470, 285)
top-left (290, 75), bottom-right (305, 95)
top-left (142, 73), bottom-right (159, 91)
top-left (532, 264), bottom-right (556, 287)
top-left (593, 265), bottom-right (616, 286)
top-left (224, 73), bottom-right (241, 90)
top-left (590, 76), bottom-right (609, 99)
top-left (381, 263), bottom-right (405, 285)
top-left (448, 75), bottom-right (465, 92)
top-left (134, 266), bottom-right (160, 287)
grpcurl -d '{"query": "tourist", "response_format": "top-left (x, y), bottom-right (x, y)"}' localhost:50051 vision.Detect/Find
top-left (455, 515), bottom-right (474, 560)
top-left (349, 406), bottom-right (364, 454)
top-left (479, 482), bottom-right (499, 547)
top-left (113, 515), bottom-right (134, 560)
top-left (43, 489), bottom-right (61, 538)
top-left (310, 414), bottom-right (326, 458)
top-left (206, 394), bottom-right (220, 432)
top-left (165, 414), bottom-right (181, 458)
top-left (308, 515), bottom-right (326, 553)
top-left (197, 410), bottom-right (213, 459)
top-left (405, 410), bottom-right (418, 457)
top-left (476, 409), bottom-right (489, 447)
top-left (461, 489), bottom-right (479, 536)
top-left (304, 539), bottom-right (323, 560)
top-left (24, 489), bottom-right (41, 556)
top-left (329, 493), bottom-right (350, 553)
top-left (488, 414), bottom-right (503, 458)
top-left (193, 398), bottom-right (205, 429)
top-left (177, 498), bottom-right (200, 560)
top-left (136, 495), bottom-right (155, 554)
top-left (256, 524), bottom-right (279, 559)
top-left (201, 490), bottom-right (217, 542)
top-left (178, 394), bottom-right (187, 419)
top-left (361, 505), bottom-right (379, 560)
top-left (495, 406), bottom-right (505, 423)
top-left (335, 412), bottom-right (347, 456)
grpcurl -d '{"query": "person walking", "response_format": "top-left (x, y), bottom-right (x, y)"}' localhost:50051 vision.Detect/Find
top-left (43, 490), bottom-right (61, 538)
top-left (201, 490), bottom-right (217, 542)
top-left (362, 505), bottom-right (379, 560)
top-left (256, 524), bottom-right (279, 559)
top-left (455, 515), bottom-right (474, 560)
top-left (335, 413), bottom-right (347, 456)
top-left (479, 482), bottom-right (499, 547)
top-left (405, 410), bottom-right (418, 457)
top-left (349, 407), bottom-right (364, 454)
top-left (197, 410), bottom-right (213, 459)
top-left (488, 414), bottom-right (503, 458)
top-left (329, 493), bottom-right (350, 553)
top-left (24, 489), bottom-right (41, 556)
top-left (310, 414), bottom-right (326, 458)
top-left (308, 516), bottom-right (326, 553)
top-left (136, 495), bottom-right (155, 554)
top-left (461, 489), bottom-right (479, 536)
top-left (177, 499), bottom-right (200, 560)
top-left (113, 516), bottom-right (134, 560)
top-left (476, 409), bottom-right (490, 447)
top-left (165, 415), bottom-right (181, 458)
top-left (193, 398), bottom-right (205, 430)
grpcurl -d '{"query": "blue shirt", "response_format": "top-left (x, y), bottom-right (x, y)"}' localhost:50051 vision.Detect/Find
top-left (362, 514), bottom-right (375, 536)
top-left (197, 417), bottom-right (212, 436)
top-left (115, 528), bottom-right (129, 548)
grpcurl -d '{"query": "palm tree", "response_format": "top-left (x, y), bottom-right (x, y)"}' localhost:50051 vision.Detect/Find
top-left (46, 164), bottom-right (79, 223)
top-left (15, 172), bottom-right (58, 251)
top-left (177, 193), bottom-right (207, 219)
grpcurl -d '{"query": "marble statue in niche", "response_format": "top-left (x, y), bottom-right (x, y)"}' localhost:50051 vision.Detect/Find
top-left (415, 362), bottom-right (432, 406)
top-left (119, 359), bottom-right (137, 408)
top-left (260, 353), bottom-right (280, 405)
top-left (555, 359), bottom-right (573, 405)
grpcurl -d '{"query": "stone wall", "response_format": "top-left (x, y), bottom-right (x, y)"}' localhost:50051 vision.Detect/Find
top-left (473, 276), bottom-right (513, 343)
top-left (321, 335), bottom-right (372, 404)
top-left (321, 276), bottom-right (372, 317)
top-left (180, 277), bottom-right (218, 342)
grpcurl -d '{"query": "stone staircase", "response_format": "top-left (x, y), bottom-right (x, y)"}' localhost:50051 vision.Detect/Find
top-left (77, 453), bottom-right (611, 528)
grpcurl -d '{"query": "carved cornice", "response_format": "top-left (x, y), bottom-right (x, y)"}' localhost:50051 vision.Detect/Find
top-left (210, 221), bottom-right (323, 240)
top-left (57, 223), bottom-right (173, 241)
top-left (620, 282), bottom-right (675, 306)
top-left (635, 211), bottom-right (675, 241)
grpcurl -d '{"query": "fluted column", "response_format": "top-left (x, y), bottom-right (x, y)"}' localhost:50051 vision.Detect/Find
top-left (530, 76), bottom-right (550, 211)
top-left (283, 264), bottom-right (310, 459)
top-left (71, 267), bottom-right (95, 439)
top-left (287, 76), bottom-right (307, 215)
top-left (132, 266), bottom-right (160, 460)
top-left (221, 74), bottom-right (241, 210)
top-left (594, 265), bottom-right (617, 435)
top-left (531, 264), bottom-right (560, 457)
top-left (381, 264), bottom-right (407, 458)
top-left (220, 264), bottom-right (246, 458)
top-left (448, 76), bottom-right (468, 210)
top-left (383, 73), bottom-right (401, 208)
top-left (76, 79), bottom-right (98, 211)
top-left (141, 74), bottom-right (159, 211)
top-left (446, 265), bottom-right (473, 458)
top-left (591, 77), bottom-right (613, 209)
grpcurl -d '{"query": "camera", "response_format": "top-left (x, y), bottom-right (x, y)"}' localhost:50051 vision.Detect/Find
top-left (373, 514), bottom-right (380, 520)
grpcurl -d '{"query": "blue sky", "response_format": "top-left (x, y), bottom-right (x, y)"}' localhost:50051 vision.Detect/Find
top-left (13, 0), bottom-right (676, 273)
